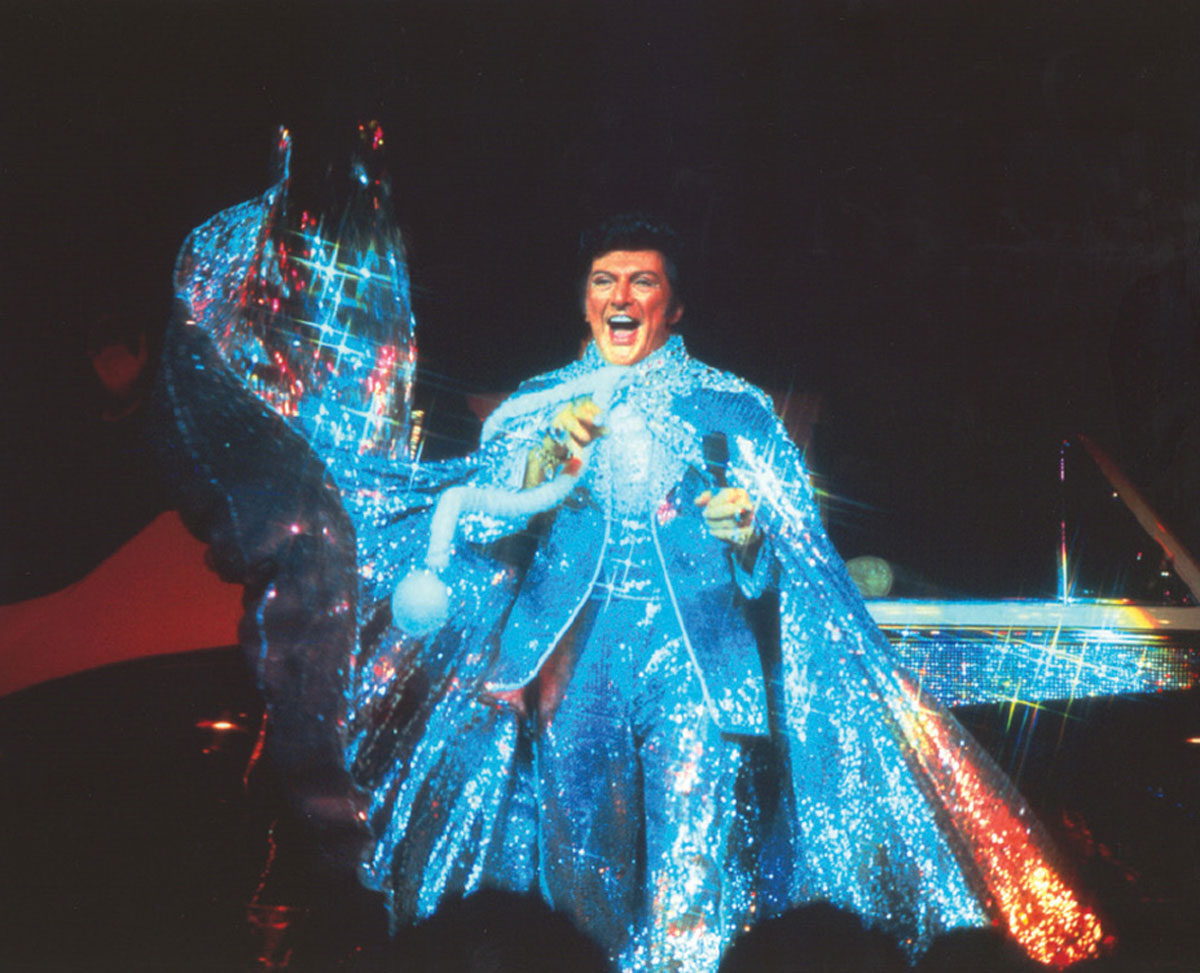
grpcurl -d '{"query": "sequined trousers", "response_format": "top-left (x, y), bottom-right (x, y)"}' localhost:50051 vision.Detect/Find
top-left (533, 515), bottom-right (747, 972)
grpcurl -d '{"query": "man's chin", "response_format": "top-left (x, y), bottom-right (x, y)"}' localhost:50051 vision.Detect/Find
top-left (601, 343), bottom-right (646, 365)
top-left (596, 332), bottom-right (639, 364)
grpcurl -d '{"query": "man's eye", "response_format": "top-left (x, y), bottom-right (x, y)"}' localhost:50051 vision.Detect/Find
top-left (591, 276), bottom-right (613, 287)
top-left (634, 276), bottom-right (658, 288)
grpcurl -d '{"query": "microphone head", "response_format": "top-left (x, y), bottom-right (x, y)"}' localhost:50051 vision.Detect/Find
top-left (702, 433), bottom-right (729, 487)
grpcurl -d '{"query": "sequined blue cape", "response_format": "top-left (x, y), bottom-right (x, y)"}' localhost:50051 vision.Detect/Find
top-left (150, 143), bottom-right (1102, 963)
top-left (347, 337), bottom-right (1103, 964)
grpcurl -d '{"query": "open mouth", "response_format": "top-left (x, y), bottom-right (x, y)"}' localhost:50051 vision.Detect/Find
top-left (607, 314), bottom-right (640, 344)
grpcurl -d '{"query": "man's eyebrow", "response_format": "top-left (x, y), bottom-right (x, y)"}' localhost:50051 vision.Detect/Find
top-left (590, 267), bottom-right (663, 280)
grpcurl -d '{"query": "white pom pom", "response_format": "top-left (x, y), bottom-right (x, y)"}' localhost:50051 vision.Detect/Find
top-left (391, 568), bottom-right (451, 636)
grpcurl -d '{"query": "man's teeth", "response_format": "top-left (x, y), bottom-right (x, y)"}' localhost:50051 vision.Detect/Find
top-left (609, 315), bottom-right (637, 330)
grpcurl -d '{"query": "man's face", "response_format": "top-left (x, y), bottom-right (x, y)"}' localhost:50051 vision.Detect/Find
top-left (584, 249), bottom-right (683, 366)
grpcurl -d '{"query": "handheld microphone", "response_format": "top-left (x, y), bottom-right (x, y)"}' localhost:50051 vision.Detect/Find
top-left (702, 432), bottom-right (729, 488)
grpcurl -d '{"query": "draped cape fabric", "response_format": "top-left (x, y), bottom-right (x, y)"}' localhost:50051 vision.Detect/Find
top-left (155, 150), bottom-right (1104, 965)
top-left (349, 339), bottom-right (1106, 967)
top-left (151, 128), bottom-right (413, 908)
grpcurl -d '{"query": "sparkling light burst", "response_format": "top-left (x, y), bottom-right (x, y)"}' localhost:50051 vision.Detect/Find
top-left (177, 125), bottom-right (417, 465)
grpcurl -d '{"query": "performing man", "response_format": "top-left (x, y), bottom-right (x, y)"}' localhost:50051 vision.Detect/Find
top-left (353, 215), bottom-right (1105, 971)
top-left (151, 128), bottom-right (1106, 970)
top-left (487, 217), bottom-right (774, 969)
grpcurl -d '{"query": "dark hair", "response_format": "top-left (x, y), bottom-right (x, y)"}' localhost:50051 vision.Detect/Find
top-left (400, 889), bottom-right (613, 972)
top-left (578, 213), bottom-right (687, 309)
top-left (718, 902), bottom-right (907, 973)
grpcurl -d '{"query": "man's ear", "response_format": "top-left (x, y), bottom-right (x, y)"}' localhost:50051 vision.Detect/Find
top-left (668, 301), bottom-right (684, 326)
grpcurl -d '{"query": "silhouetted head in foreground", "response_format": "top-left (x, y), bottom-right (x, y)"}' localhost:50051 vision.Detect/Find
top-left (718, 901), bottom-right (906, 973)
top-left (394, 888), bottom-right (613, 973)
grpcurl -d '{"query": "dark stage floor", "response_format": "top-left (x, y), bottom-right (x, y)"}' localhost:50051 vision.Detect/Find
top-left (2, 649), bottom-right (1198, 971)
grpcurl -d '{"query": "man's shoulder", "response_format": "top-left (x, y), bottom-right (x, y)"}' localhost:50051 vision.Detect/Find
top-left (680, 354), bottom-right (776, 417)
top-left (513, 357), bottom-right (587, 395)
top-left (480, 356), bottom-right (596, 440)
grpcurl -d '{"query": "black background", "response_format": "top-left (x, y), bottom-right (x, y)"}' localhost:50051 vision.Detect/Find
top-left (5, 0), bottom-right (1200, 597)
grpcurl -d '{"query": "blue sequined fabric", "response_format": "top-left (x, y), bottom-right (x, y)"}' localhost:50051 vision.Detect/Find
top-left (352, 338), bottom-right (1105, 967)
top-left (158, 136), bottom-right (1105, 968)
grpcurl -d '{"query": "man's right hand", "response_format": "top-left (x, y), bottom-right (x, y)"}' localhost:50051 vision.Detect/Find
top-left (523, 397), bottom-right (606, 487)
top-left (552, 397), bottom-right (606, 461)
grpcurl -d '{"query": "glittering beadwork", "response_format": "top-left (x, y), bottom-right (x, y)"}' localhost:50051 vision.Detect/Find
top-left (351, 338), bottom-right (1106, 969)
top-left (164, 136), bottom-right (1108, 970)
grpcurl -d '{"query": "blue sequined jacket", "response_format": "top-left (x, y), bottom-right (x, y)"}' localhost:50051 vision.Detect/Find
top-left (472, 335), bottom-right (779, 736)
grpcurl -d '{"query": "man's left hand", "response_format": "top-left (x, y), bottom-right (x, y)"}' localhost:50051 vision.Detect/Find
top-left (696, 487), bottom-right (758, 550)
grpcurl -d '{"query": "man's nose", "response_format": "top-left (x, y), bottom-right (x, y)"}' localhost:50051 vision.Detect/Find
top-left (612, 278), bottom-right (632, 304)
